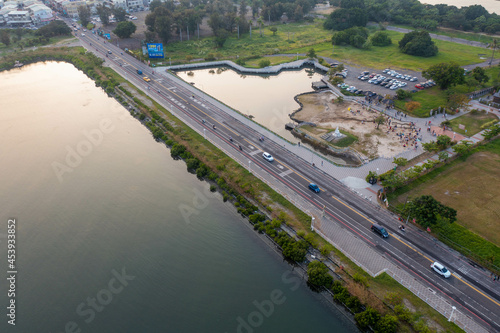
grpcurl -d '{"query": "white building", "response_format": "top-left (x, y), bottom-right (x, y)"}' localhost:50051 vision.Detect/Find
top-left (0, 1), bottom-right (53, 26)
top-left (6, 10), bottom-right (31, 25)
top-left (27, 3), bottom-right (54, 24)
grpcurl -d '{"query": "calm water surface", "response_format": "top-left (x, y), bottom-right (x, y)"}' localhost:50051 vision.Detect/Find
top-left (0, 62), bottom-right (357, 332)
top-left (176, 67), bottom-right (323, 141)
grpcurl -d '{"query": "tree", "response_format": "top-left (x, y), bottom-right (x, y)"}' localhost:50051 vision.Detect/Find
top-left (269, 26), bottom-right (277, 36)
top-left (113, 7), bottom-right (127, 22)
top-left (370, 31), bottom-right (392, 46)
top-left (436, 134), bottom-right (452, 148)
top-left (0, 30), bottom-right (10, 46)
top-left (438, 151), bottom-right (449, 161)
top-left (306, 48), bottom-right (316, 59)
top-left (96, 4), bottom-right (111, 26)
top-left (258, 59), bottom-right (270, 67)
top-left (214, 29), bottom-right (229, 48)
top-left (257, 16), bottom-right (263, 36)
top-left (423, 62), bottom-right (465, 89)
top-left (375, 115), bottom-right (385, 129)
top-left (77, 6), bottom-right (91, 27)
top-left (447, 93), bottom-right (469, 111)
top-left (396, 89), bottom-right (411, 100)
top-left (399, 31), bottom-right (438, 57)
top-left (403, 195), bottom-right (457, 227)
top-left (282, 240), bottom-right (307, 262)
top-left (483, 124), bottom-right (500, 140)
top-left (375, 315), bottom-right (398, 333)
top-left (471, 66), bottom-right (489, 84)
top-left (366, 171), bottom-right (378, 184)
top-left (239, 0), bottom-right (248, 16)
top-left (489, 39), bottom-right (498, 66)
top-left (355, 308), bottom-right (380, 329)
top-left (36, 20), bottom-right (72, 37)
top-left (452, 140), bottom-right (473, 155)
top-left (307, 261), bottom-right (333, 288)
top-left (113, 21), bottom-right (137, 38)
top-left (324, 8), bottom-right (368, 31)
top-left (393, 157), bottom-right (408, 167)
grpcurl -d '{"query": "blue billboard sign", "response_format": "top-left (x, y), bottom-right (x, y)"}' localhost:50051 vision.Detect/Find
top-left (147, 43), bottom-right (164, 59)
top-left (103, 33), bottom-right (111, 40)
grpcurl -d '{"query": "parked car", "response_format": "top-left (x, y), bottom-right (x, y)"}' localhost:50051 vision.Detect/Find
top-left (262, 152), bottom-right (274, 162)
top-left (371, 224), bottom-right (389, 238)
top-left (415, 84), bottom-right (424, 89)
top-left (308, 183), bottom-right (320, 193)
top-left (431, 262), bottom-right (451, 278)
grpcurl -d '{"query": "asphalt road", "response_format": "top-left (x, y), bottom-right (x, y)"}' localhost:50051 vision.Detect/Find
top-left (72, 27), bottom-right (500, 332)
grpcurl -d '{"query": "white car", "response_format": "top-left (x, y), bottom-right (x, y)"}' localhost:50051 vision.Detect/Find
top-left (262, 152), bottom-right (274, 162)
top-left (431, 262), bottom-right (451, 278)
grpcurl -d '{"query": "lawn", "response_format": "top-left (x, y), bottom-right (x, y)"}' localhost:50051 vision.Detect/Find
top-left (161, 20), bottom-right (497, 72)
top-left (245, 55), bottom-right (305, 67)
top-left (447, 110), bottom-right (499, 136)
top-left (388, 139), bottom-right (500, 268)
top-left (391, 24), bottom-right (497, 46)
top-left (311, 30), bottom-right (497, 71)
top-left (163, 20), bottom-right (331, 63)
top-left (394, 88), bottom-right (448, 117)
top-left (395, 65), bottom-right (500, 117)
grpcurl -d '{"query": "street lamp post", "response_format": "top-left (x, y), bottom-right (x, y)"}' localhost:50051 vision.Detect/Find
top-left (311, 217), bottom-right (315, 231)
top-left (249, 160), bottom-right (251, 173)
top-left (448, 306), bottom-right (456, 322)
top-left (203, 128), bottom-right (206, 139)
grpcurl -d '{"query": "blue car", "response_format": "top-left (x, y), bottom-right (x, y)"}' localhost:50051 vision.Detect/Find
top-left (308, 183), bottom-right (320, 193)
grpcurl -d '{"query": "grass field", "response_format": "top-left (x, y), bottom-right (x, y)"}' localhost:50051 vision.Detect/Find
top-left (310, 30), bottom-right (496, 71)
top-left (395, 66), bottom-right (500, 117)
top-left (162, 20), bottom-right (497, 72)
top-left (389, 140), bottom-right (500, 268)
top-left (164, 20), bottom-right (331, 63)
top-left (447, 111), bottom-right (499, 136)
top-left (391, 24), bottom-right (497, 45)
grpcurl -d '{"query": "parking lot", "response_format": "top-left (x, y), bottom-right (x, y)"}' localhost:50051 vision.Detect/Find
top-left (331, 62), bottom-right (429, 97)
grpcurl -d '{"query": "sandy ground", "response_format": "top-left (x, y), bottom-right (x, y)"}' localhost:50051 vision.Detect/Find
top-left (294, 91), bottom-right (421, 159)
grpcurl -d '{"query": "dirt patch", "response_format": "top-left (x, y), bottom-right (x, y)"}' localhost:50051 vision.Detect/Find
top-left (393, 151), bottom-right (500, 246)
top-left (294, 92), bottom-right (420, 159)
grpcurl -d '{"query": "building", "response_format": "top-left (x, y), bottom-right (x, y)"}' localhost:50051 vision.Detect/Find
top-left (27, 3), bottom-right (54, 24)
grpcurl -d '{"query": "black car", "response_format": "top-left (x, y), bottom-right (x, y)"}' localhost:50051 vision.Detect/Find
top-left (371, 224), bottom-right (389, 238)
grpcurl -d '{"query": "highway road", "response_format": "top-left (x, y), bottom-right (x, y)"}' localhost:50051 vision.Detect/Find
top-left (72, 26), bottom-right (499, 332)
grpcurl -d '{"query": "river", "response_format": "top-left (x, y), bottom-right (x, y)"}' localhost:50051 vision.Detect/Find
top-left (176, 67), bottom-right (323, 142)
top-left (0, 62), bottom-right (358, 332)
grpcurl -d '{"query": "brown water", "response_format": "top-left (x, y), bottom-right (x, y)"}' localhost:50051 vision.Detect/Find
top-left (0, 62), bottom-right (358, 333)
top-left (176, 67), bottom-right (323, 141)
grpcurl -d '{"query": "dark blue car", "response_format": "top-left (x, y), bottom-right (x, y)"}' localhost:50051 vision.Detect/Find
top-left (308, 183), bottom-right (320, 193)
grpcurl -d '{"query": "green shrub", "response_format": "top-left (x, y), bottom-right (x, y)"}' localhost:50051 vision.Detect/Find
top-left (209, 185), bottom-right (216, 192)
top-left (258, 59), bottom-right (271, 68)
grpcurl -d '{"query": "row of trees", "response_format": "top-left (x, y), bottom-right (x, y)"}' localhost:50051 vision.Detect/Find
top-left (78, 5), bottom-right (127, 28)
top-left (332, 28), bottom-right (393, 49)
top-left (359, 0), bottom-right (500, 34)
